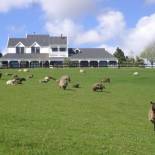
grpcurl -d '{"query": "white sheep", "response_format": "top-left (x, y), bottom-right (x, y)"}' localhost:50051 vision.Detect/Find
top-left (23, 69), bottom-right (29, 72)
top-left (80, 69), bottom-right (85, 73)
top-left (6, 79), bottom-right (16, 85)
top-left (44, 76), bottom-right (49, 81)
top-left (133, 72), bottom-right (139, 76)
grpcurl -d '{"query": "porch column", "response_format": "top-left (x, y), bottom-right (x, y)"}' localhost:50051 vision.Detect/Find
top-left (88, 60), bottom-right (90, 67)
top-left (29, 60), bottom-right (31, 68)
top-left (79, 60), bottom-right (81, 68)
top-left (98, 60), bottom-right (100, 68)
top-left (18, 60), bottom-right (21, 68)
top-left (8, 60), bottom-right (10, 68)
top-left (107, 60), bottom-right (109, 67)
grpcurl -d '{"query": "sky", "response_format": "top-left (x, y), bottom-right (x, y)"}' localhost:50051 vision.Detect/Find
top-left (1, 0), bottom-right (155, 56)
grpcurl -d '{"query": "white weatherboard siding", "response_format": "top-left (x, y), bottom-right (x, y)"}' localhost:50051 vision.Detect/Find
top-left (49, 45), bottom-right (68, 57)
top-left (40, 47), bottom-right (50, 54)
top-left (25, 48), bottom-right (31, 53)
top-left (8, 48), bottom-right (16, 53)
top-left (49, 51), bottom-right (68, 57)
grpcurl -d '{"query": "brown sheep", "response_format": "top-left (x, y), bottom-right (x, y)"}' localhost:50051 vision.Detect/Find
top-left (60, 75), bottom-right (71, 82)
top-left (148, 101), bottom-right (155, 131)
top-left (92, 83), bottom-right (105, 92)
top-left (27, 74), bottom-right (33, 79)
top-left (6, 73), bottom-right (13, 76)
top-left (12, 74), bottom-right (18, 78)
top-left (59, 79), bottom-right (68, 90)
top-left (72, 83), bottom-right (80, 88)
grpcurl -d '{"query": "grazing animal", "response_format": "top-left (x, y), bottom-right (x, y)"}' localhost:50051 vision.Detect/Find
top-left (6, 73), bottom-right (13, 76)
top-left (148, 101), bottom-right (155, 131)
top-left (12, 74), bottom-right (18, 78)
top-left (15, 77), bottom-right (26, 82)
top-left (14, 79), bottom-right (22, 84)
top-left (101, 77), bottom-right (110, 83)
top-left (6, 79), bottom-right (16, 85)
top-left (60, 75), bottom-right (71, 82)
top-left (44, 76), bottom-right (56, 81)
top-left (92, 83), bottom-right (105, 92)
top-left (80, 69), bottom-right (85, 73)
top-left (39, 79), bottom-right (49, 83)
top-left (27, 74), bottom-right (33, 79)
top-left (133, 72), bottom-right (139, 76)
top-left (72, 83), bottom-right (80, 88)
top-left (58, 79), bottom-right (68, 90)
top-left (23, 69), bottom-right (29, 72)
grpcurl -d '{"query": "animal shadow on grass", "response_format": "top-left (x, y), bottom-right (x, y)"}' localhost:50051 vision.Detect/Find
top-left (94, 90), bottom-right (110, 94)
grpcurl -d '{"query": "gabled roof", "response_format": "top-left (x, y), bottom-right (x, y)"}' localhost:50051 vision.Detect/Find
top-left (8, 34), bottom-right (67, 47)
top-left (69, 48), bottom-right (117, 61)
top-left (50, 36), bottom-right (67, 45)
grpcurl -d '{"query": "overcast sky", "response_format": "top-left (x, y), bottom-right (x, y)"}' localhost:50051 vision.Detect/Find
top-left (0, 0), bottom-right (155, 56)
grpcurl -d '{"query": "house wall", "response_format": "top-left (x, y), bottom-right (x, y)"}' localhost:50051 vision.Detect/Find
top-left (49, 45), bottom-right (68, 57)
top-left (8, 48), bottom-right (16, 53)
top-left (7, 46), bottom-right (68, 57)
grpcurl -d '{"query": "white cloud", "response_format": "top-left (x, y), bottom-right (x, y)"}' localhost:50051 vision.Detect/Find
top-left (145, 0), bottom-right (155, 4)
top-left (122, 13), bottom-right (155, 55)
top-left (75, 11), bottom-right (126, 45)
top-left (45, 19), bottom-right (83, 42)
top-left (98, 44), bottom-right (117, 54)
top-left (39, 0), bottom-right (94, 20)
top-left (0, 0), bottom-right (35, 12)
top-left (0, 0), bottom-right (95, 17)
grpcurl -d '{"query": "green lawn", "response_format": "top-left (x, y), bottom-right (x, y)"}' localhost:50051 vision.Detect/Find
top-left (0, 67), bottom-right (155, 155)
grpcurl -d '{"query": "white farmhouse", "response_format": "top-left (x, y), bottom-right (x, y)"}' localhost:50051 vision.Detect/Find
top-left (0, 34), bottom-right (118, 68)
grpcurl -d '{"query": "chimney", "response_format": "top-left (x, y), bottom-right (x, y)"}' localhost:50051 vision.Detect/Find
top-left (61, 34), bottom-right (63, 38)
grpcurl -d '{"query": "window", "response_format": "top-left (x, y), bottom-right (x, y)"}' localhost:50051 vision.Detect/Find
top-left (31, 47), bottom-right (35, 54)
top-left (36, 47), bottom-right (40, 54)
top-left (31, 47), bottom-right (40, 54)
top-left (52, 48), bottom-right (58, 52)
top-left (21, 47), bottom-right (25, 54)
top-left (16, 47), bottom-right (25, 54)
top-left (60, 48), bottom-right (66, 52)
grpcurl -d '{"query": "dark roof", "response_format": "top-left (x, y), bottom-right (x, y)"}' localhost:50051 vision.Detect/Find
top-left (50, 37), bottom-right (67, 45)
top-left (69, 48), bottom-right (117, 61)
top-left (8, 34), bottom-right (67, 47)
top-left (0, 53), bottom-right (49, 61)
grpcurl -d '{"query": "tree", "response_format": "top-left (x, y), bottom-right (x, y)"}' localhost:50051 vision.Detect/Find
top-left (113, 47), bottom-right (126, 65)
top-left (141, 42), bottom-right (155, 67)
top-left (63, 58), bottom-right (71, 67)
top-left (126, 56), bottom-right (135, 67)
top-left (135, 56), bottom-right (144, 67)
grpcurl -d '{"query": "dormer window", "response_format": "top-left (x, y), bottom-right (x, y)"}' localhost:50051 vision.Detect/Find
top-left (52, 47), bottom-right (58, 52)
top-left (16, 42), bottom-right (25, 54)
top-left (74, 48), bottom-right (80, 54)
top-left (31, 42), bottom-right (40, 54)
top-left (31, 47), bottom-right (40, 54)
top-left (60, 48), bottom-right (66, 52)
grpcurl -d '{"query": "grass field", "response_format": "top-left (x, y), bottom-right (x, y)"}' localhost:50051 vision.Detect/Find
top-left (0, 67), bottom-right (155, 155)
